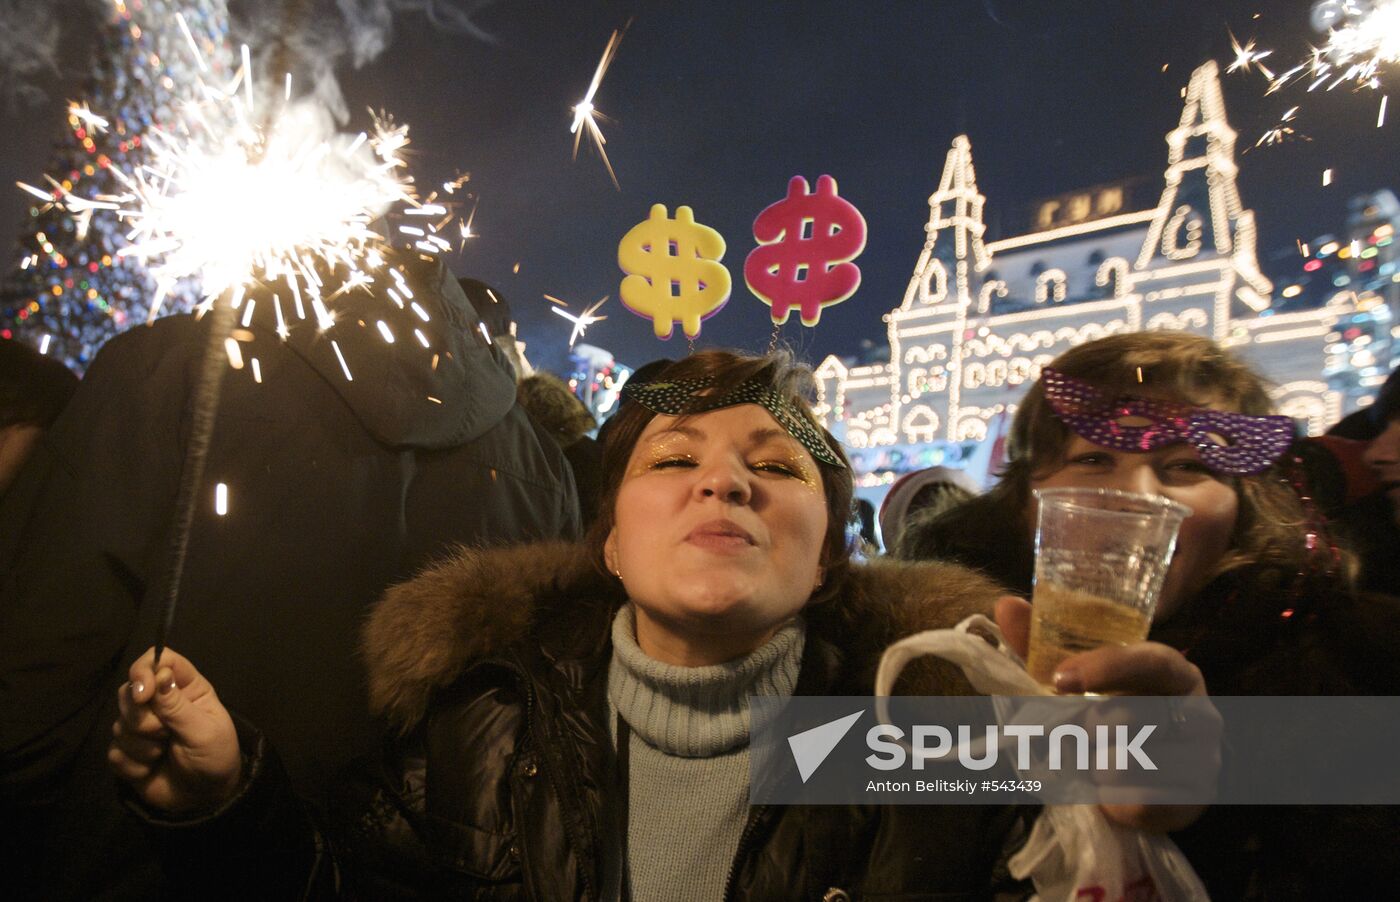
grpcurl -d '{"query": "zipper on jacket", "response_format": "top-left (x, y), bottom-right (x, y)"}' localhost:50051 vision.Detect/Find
top-left (511, 663), bottom-right (599, 902)
top-left (721, 805), bottom-right (770, 902)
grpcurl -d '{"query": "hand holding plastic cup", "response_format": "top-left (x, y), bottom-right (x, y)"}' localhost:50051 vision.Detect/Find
top-left (1025, 487), bottom-right (1192, 688)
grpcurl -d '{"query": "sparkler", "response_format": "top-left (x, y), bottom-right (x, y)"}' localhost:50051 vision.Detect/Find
top-left (1317, 0), bottom-right (1400, 88)
top-left (458, 201), bottom-right (479, 247)
top-left (119, 106), bottom-right (414, 319)
top-left (549, 294), bottom-right (609, 347)
top-left (28, 13), bottom-right (463, 667)
top-left (37, 51), bottom-right (417, 323)
top-left (1254, 106), bottom-right (1306, 146)
top-left (67, 101), bottom-right (111, 133)
top-left (1228, 31), bottom-right (1275, 78)
top-left (1227, 0), bottom-right (1400, 143)
top-left (570, 23), bottom-right (629, 190)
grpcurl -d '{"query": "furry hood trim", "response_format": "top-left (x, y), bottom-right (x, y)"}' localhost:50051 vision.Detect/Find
top-left (364, 541), bottom-right (1007, 730)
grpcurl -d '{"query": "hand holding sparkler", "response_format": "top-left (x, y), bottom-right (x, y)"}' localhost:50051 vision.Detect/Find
top-left (110, 646), bottom-right (241, 815)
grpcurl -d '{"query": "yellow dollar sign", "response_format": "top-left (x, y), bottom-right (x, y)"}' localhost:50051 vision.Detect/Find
top-left (618, 204), bottom-right (732, 339)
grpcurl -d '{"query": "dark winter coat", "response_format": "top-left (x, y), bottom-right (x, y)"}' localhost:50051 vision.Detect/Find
top-left (141, 542), bottom-right (1029, 900)
top-left (1336, 492), bottom-right (1400, 596)
top-left (0, 259), bottom-right (581, 900)
top-left (515, 372), bottom-right (604, 527)
top-left (901, 491), bottom-right (1400, 900)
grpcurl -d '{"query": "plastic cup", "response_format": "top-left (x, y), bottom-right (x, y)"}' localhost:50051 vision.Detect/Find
top-left (1025, 487), bottom-right (1192, 687)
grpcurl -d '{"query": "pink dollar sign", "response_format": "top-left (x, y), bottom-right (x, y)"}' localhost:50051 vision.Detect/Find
top-left (744, 174), bottom-right (868, 327)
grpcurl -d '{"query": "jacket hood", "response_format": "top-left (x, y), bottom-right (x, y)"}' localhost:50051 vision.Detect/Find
top-left (516, 372), bottom-right (597, 448)
top-left (251, 256), bottom-right (516, 449)
top-left (364, 542), bottom-right (1008, 731)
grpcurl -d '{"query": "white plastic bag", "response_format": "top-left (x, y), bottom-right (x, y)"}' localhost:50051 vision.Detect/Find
top-left (874, 615), bottom-right (1210, 902)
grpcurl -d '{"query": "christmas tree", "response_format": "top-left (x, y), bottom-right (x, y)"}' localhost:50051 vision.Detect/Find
top-left (3, 0), bottom-right (232, 370)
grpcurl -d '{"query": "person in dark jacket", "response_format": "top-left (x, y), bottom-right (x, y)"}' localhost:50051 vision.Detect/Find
top-left (900, 331), bottom-right (1400, 900)
top-left (1355, 383), bottom-right (1400, 594)
top-left (0, 255), bottom-right (580, 900)
top-left (1329, 366), bottom-right (1400, 595)
top-left (458, 276), bottom-right (531, 380)
top-left (109, 349), bottom-right (1209, 900)
top-left (0, 338), bottom-right (77, 497)
top-left (516, 369), bottom-right (605, 527)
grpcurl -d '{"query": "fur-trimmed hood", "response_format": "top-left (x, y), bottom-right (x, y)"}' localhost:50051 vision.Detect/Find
top-left (364, 542), bottom-right (1008, 731)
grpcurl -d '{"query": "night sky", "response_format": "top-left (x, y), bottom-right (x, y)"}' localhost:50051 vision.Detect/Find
top-left (5, 0), bottom-right (1400, 375)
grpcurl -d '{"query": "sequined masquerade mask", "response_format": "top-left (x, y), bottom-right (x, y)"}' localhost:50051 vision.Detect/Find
top-left (619, 376), bottom-right (846, 468)
top-left (1041, 368), bottom-right (1294, 475)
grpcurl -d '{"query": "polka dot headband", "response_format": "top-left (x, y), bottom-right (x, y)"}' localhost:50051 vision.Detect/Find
top-left (620, 376), bottom-right (847, 468)
top-left (1041, 367), bottom-right (1295, 475)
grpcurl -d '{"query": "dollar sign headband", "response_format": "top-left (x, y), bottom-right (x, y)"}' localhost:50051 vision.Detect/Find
top-left (619, 376), bottom-right (847, 468)
top-left (1041, 367), bottom-right (1294, 476)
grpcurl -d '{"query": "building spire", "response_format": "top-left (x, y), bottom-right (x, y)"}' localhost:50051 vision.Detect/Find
top-left (899, 135), bottom-right (991, 314)
top-left (927, 135), bottom-right (991, 274)
top-left (1137, 61), bottom-right (1250, 269)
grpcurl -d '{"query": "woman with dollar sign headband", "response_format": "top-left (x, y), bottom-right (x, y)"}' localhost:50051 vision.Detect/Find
top-left (109, 349), bottom-right (1209, 900)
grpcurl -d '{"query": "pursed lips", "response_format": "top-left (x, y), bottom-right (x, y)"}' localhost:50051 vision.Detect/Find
top-left (685, 519), bottom-right (758, 551)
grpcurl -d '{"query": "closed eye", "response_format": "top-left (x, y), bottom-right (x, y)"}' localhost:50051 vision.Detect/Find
top-left (752, 461), bottom-right (801, 478)
top-left (1066, 453), bottom-right (1111, 467)
top-left (651, 456), bottom-right (696, 470)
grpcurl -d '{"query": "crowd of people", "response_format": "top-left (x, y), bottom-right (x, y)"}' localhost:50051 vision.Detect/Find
top-left (2, 285), bottom-right (1398, 898)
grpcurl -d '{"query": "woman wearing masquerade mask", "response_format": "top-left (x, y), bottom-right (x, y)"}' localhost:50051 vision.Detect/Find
top-left (901, 331), bottom-right (1400, 901)
top-left (106, 349), bottom-right (1207, 900)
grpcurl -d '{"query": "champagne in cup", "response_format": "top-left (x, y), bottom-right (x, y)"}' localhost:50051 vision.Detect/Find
top-left (1025, 487), bottom-right (1191, 687)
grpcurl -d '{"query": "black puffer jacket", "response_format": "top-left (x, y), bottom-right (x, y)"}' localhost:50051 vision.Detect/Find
top-left (145, 542), bottom-right (1029, 900)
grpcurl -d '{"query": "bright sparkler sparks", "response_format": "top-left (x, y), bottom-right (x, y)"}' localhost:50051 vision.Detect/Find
top-left (459, 202), bottom-right (479, 246)
top-left (67, 101), bottom-right (111, 133)
top-left (1228, 1), bottom-right (1400, 142)
top-left (1320, 0), bottom-right (1400, 86)
top-left (1228, 32), bottom-right (1275, 78)
top-left (570, 24), bottom-right (628, 190)
top-left (39, 35), bottom-right (418, 327)
top-left (549, 294), bottom-right (609, 347)
top-left (1255, 106), bottom-right (1307, 146)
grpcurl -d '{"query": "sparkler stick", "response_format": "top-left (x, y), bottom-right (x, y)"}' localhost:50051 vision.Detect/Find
top-left (37, 4), bottom-right (449, 667)
top-left (154, 297), bottom-right (236, 666)
top-left (151, 0), bottom-right (383, 667)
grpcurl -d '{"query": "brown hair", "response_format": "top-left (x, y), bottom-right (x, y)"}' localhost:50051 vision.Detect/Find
top-left (990, 331), bottom-right (1333, 584)
top-left (586, 348), bottom-right (854, 603)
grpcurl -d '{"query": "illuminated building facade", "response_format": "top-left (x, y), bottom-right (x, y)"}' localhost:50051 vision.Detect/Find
top-left (1269, 189), bottom-right (1398, 416)
top-left (814, 61), bottom-right (1378, 486)
top-left (570, 342), bottom-right (633, 421)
